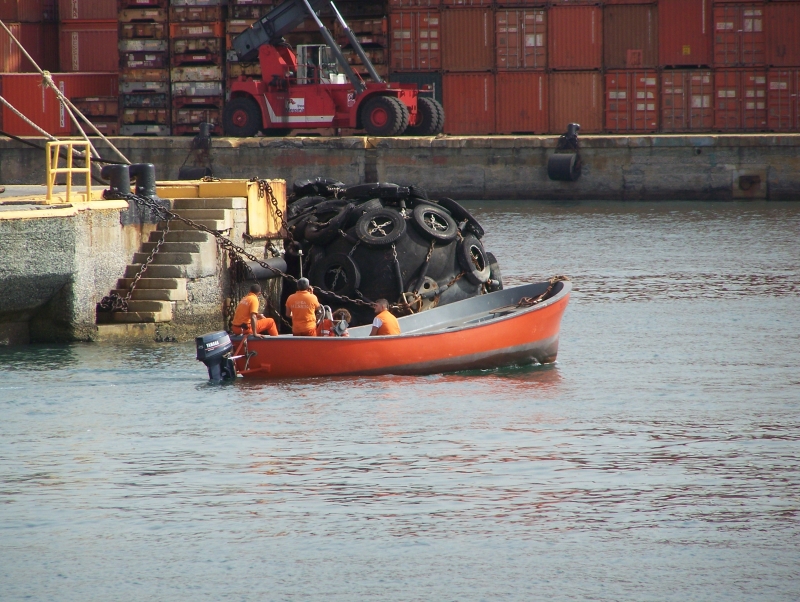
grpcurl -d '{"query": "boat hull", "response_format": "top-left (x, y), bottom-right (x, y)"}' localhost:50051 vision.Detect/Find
top-left (231, 280), bottom-right (570, 379)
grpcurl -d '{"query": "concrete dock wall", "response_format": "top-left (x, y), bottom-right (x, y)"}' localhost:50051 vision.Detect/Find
top-left (2, 134), bottom-right (798, 200)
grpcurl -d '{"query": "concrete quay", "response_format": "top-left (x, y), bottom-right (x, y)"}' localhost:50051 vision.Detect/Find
top-left (2, 133), bottom-right (799, 200)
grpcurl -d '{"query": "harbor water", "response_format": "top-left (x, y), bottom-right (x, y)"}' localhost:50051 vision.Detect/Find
top-left (1, 201), bottom-right (798, 601)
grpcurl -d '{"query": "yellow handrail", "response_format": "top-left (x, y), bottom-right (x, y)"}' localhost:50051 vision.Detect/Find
top-left (45, 140), bottom-right (91, 202)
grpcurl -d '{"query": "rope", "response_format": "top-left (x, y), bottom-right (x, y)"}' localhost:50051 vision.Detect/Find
top-left (0, 96), bottom-right (57, 140)
top-left (0, 19), bottom-right (130, 166)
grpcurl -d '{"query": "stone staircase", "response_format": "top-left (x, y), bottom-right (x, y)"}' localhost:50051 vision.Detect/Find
top-left (96, 198), bottom-right (237, 326)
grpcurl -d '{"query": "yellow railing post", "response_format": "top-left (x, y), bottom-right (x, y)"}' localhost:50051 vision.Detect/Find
top-left (45, 140), bottom-right (92, 203)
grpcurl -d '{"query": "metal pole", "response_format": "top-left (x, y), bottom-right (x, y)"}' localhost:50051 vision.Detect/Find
top-left (327, 0), bottom-right (383, 84)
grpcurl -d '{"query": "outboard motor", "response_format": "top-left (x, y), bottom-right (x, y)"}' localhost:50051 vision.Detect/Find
top-left (195, 331), bottom-right (236, 382)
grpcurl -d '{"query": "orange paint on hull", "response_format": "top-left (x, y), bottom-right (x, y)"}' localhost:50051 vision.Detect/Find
top-left (232, 282), bottom-right (570, 379)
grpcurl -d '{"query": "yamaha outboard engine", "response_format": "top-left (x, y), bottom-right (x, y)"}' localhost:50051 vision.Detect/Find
top-left (196, 331), bottom-right (236, 382)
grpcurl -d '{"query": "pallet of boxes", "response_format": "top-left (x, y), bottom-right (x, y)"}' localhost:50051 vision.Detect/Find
top-left (170, 0), bottom-right (226, 135)
top-left (118, 0), bottom-right (171, 136)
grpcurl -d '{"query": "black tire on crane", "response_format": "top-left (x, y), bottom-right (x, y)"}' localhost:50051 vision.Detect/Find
top-left (361, 96), bottom-right (409, 136)
top-left (223, 96), bottom-right (262, 137)
top-left (405, 97), bottom-right (444, 136)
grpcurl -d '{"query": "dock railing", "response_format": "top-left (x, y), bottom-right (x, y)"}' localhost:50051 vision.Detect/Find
top-left (45, 141), bottom-right (91, 203)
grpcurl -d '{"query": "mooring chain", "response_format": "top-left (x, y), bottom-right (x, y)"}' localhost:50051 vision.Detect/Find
top-left (250, 177), bottom-right (292, 242)
top-left (120, 192), bottom-right (378, 310)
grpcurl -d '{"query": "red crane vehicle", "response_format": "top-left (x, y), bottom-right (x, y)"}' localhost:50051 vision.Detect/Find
top-left (224, 0), bottom-right (444, 137)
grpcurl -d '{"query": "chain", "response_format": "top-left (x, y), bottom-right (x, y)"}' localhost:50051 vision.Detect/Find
top-left (121, 192), bottom-right (377, 310)
top-left (516, 275), bottom-right (571, 308)
top-left (250, 177), bottom-right (292, 242)
top-left (98, 218), bottom-right (170, 313)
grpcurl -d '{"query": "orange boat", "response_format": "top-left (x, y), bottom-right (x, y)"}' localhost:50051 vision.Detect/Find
top-left (196, 279), bottom-right (570, 380)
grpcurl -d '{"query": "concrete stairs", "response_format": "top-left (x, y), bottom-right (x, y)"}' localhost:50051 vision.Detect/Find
top-left (96, 199), bottom-right (235, 326)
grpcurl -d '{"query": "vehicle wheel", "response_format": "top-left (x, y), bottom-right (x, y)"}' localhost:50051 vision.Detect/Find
top-left (355, 208), bottom-right (407, 246)
top-left (223, 97), bottom-right (261, 137)
top-left (405, 97), bottom-right (444, 136)
top-left (437, 197), bottom-right (485, 239)
top-left (457, 235), bottom-right (491, 285)
top-left (486, 251), bottom-right (503, 292)
top-left (411, 204), bottom-right (458, 242)
top-left (361, 96), bottom-right (409, 136)
top-left (309, 253), bottom-right (361, 297)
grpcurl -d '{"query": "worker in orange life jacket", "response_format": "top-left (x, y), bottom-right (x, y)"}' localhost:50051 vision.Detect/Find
top-left (369, 298), bottom-right (401, 336)
top-left (285, 277), bottom-right (321, 336)
top-left (231, 283), bottom-right (278, 338)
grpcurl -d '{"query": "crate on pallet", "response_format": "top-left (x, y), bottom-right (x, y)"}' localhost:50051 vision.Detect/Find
top-left (171, 51), bottom-right (223, 66)
top-left (120, 124), bottom-right (171, 135)
top-left (119, 68), bottom-right (170, 83)
top-left (122, 107), bottom-right (170, 125)
top-left (230, 5), bottom-right (270, 19)
top-left (169, 0), bottom-right (224, 5)
top-left (80, 119), bottom-right (120, 136)
top-left (227, 62), bottom-right (261, 78)
top-left (171, 65), bottom-right (223, 81)
top-left (122, 93), bottom-right (169, 108)
top-left (171, 38), bottom-right (223, 54)
top-left (173, 107), bottom-right (221, 126)
top-left (169, 21), bottom-right (225, 39)
top-left (120, 80), bottom-right (170, 94)
top-left (119, 39), bottom-right (169, 53)
top-left (172, 80), bottom-right (224, 97)
top-left (120, 22), bottom-right (168, 39)
top-left (172, 95), bottom-right (224, 109)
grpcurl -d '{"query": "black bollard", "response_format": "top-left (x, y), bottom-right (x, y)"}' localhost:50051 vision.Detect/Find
top-left (128, 163), bottom-right (158, 198)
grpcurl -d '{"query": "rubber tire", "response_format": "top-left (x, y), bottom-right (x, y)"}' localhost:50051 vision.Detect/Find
top-left (361, 96), bottom-right (409, 136)
top-left (411, 204), bottom-right (458, 242)
top-left (437, 197), bottom-right (485, 239)
top-left (223, 97), bottom-right (261, 137)
top-left (486, 251), bottom-right (503, 292)
top-left (293, 177), bottom-right (345, 199)
top-left (309, 253), bottom-right (361, 297)
top-left (355, 208), bottom-right (407, 246)
top-left (288, 195), bottom-right (326, 219)
top-left (458, 235), bottom-right (492, 285)
top-left (547, 153), bottom-right (582, 181)
top-left (305, 204), bottom-right (353, 246)
top-left (405, 97), bottom-right (444, 136)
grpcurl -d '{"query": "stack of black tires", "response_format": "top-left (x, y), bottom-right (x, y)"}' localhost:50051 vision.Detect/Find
top-left (281, 178), bottom-right (503, 327)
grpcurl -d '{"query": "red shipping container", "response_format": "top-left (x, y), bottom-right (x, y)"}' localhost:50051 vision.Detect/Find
top-left (659, 0), bottom-right (712, 67)
top-left (0, 72), bottom-right (118, 135)
top-left (495, 71), bottom-right (547, 134)
top-left (549, 71), bottom-right (603, 133)
top-left (548, 6), bottom-right (602, 71)
top-left (660, 70), bottom-right (714, 132)
top-left (442, 72), bottom-right (495, 134)
top-left (441, 8), bottom-right (494, 71)
top-left (442, 0), bottom-right (491, 5)
top-left (605, 70), bottom-right (659, 132)
top-left (766, 3), bottom-right (800, 67)
top-left (0, 0), bottom-right (56, 21)
top-left (58, 0), bottom-right (117, 20)
top-left (767, 69), bottom-right (799, 131)
top-left (390, 10), bottom-right (441, 71)
top-left (713, 4), bottom-right (765, 67)
top-left (495, 8), bottom-right (547, 70)
top-left (59, 21), bottom-right (118, 73)
top-left (603, 4), bottom-right (658, 69)
top-left (0, 22), bottom-right (59, 72)
top-left (714, 69), bottom-right (768, 130)
top-left (495, 0), bottom-right (546, 5)
top-left (548, 0), bottom-right (597, 4)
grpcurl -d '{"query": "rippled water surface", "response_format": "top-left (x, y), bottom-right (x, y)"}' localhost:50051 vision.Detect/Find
top-left (2, 201), bottom-right (799, 601)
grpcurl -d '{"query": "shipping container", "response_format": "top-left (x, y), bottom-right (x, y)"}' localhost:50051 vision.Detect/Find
top-left (118, 39), bottom-right (168, 53)
top-left (495, 8), bottom-right (546, 70)
top-left (389, 0), bottom-right (440, 6)
top-left (171, 38), bottom-right (223, 54)
top-left (118, 8), bottom-right (168, 23)
top-left (548, 0), bottom-right (597, 4)
top-left (119, 67), bottom-right (169, 82)
top-left (659, 0), bottom-right (711, 67)
top-left (713, 4), bottom-right (765, 67)
top-left (169, 21), bottom-right (225, 39)
top-left (0, 0), bottom-right (56, 22)
top-left (549, 71), bottom-right (603, 133)
top-left (171, 65), bottom-right (223, 82)
top-left (441, 8), bottom-right (494, 72)
top-left (603, 4), bottom-right (657, 69)
top-left (548, 5), bottom-right (602, 71)
top-left (169, 6), bottom-right (224, 22)
top-left (78, 118), bottom-right (118, 136)
top-left (58, 0), bottom-right (117, 20)
top-left (714, 68), bottom-right (768, 130)
top-left (0, 22), bottom-right (59, 72)
top-left (660, 69), bottom-right (714, 132)
top-left (120, 51), bottom-right (169, 69)
top-left (442, 0), bottom-right (492, 5)
top-left (118, 0), bottom-right (169, 7)
top-left (766, 3), bottom-right (800, 68)
top-left (59, 20), bottom-right (118, 72)
top-left (495, 71), bottom-right (547, 134)
top-left (0, 72), bottom-right (118, 136)
top-left (390, 10), bottom-right (440, 71)
top-left (388, 71), bottom-right (443, 104)
top-left (122, 108), bottom-right (169, 124)
top-left (72, 96), bottom-right (118, 116)
top-left (172, 81), bottom-right (224, 96)
top-left (495, 0), bottom-right (546, 5)
top-left (172, 95), bottom-right (224, 108)
top-left (173, 107), bottom-right (221, 125)
top-left (605, 70), bottom-right (659, 132)
top-left (119, 23), bottom-right (168, 40)
top-left (122, 93), bottom-right (168, 108)
top-left (767, 69), bottom-right (799, 131)
top-left (442, 72), bottom-right (495, 134)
